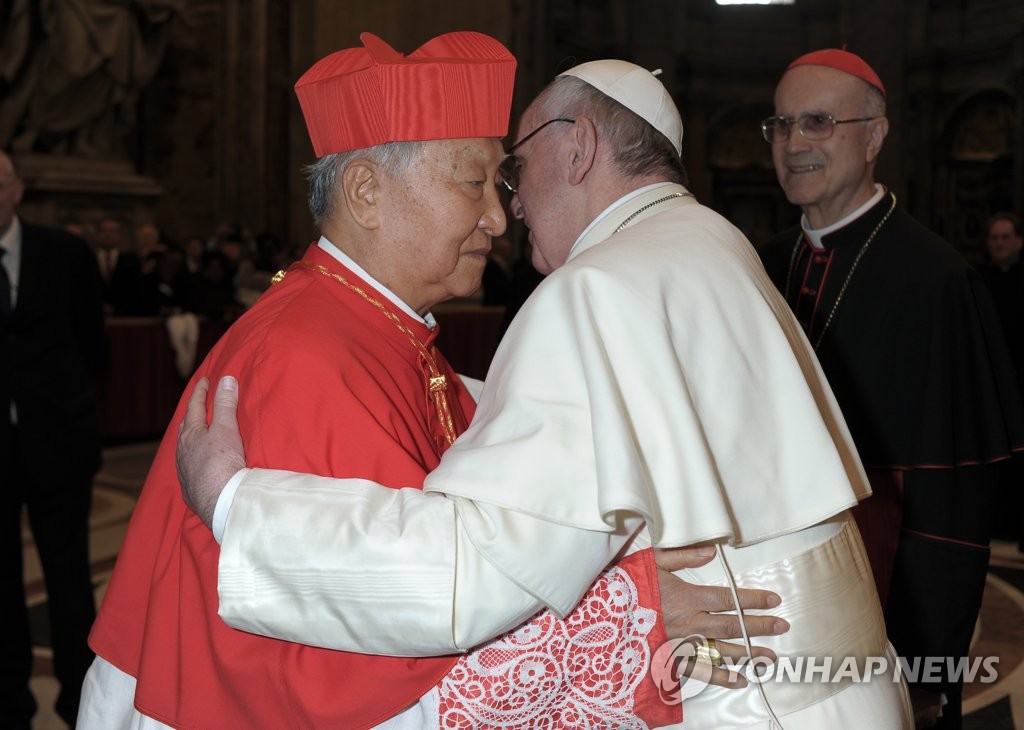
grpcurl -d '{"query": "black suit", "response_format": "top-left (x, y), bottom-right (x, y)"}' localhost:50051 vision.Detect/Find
top-left (0, 221), bottom-right (104, 728)
top-left (98, 248), bottom-right (145, 315)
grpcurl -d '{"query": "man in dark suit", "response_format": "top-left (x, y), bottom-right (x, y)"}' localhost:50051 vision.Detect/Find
top-left (95, 216), bottom-right (145, 316)
top-left (978, 212), bottom-right (1024, 551)
top-left (0, 151), bottom-right (105, 728)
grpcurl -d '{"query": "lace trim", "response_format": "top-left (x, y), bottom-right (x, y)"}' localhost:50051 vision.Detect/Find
top-left (437, 565), bottom-right (656, 729)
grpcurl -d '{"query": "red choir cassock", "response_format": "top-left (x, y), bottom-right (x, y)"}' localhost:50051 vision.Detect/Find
top-left (90, 243), bottom-right (474, 727)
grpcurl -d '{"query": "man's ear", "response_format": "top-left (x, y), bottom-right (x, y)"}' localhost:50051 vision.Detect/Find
top-left (865, 117), bottom-right (889, 163)
top-left (342, 160), bottom-right (381, 229)
top-left (567, 116), bottom-right (598, 186)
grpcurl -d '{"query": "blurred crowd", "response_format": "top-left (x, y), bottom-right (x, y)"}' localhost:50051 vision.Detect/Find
top-left (70, 218), bottom-right (305, 322)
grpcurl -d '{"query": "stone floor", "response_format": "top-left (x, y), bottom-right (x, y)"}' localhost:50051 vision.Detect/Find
top-left (22, 441), bottom-right (1024, 729)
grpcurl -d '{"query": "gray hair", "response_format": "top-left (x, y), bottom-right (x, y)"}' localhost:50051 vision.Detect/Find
top-left (532, 75), bottom-right (688, 185)
top-left (864, 84), bottom-right (887, 119)
top-left (304, 140), bottom-right (423, 227)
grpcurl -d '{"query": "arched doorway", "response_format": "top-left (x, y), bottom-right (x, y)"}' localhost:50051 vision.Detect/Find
top-left (936, 89), bottom-right (1016, 264)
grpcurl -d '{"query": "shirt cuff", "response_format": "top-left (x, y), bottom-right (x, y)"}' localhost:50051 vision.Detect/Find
top-left (212, 468), bottom-right (250, 543)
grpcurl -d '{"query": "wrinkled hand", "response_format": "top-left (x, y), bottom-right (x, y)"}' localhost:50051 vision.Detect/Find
top-left (656, 545), bottom-right (789, 688)
top-left (176, 375), bottom-right (247, 529)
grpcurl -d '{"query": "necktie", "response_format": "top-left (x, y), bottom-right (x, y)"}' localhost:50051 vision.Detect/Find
top-left (0, 248), bottom-right (11, 319)
top-left (101, 250), bottom-right (113, 284)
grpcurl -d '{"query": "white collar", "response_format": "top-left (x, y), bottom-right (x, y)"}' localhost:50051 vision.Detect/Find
top-left (801, 184), bottom-right (885, 249)
top-left (0, 215), bottom-right (20, 258)
top-left (568, 182), bottom-right (688, 262)
top-left (316, 236), bottom-right (436, 329)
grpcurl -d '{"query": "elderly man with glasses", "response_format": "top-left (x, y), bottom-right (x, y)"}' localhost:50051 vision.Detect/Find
top-left (757, 49), bottom-right (1024, 729)
top-left (174, 56), bottom-right (918, 727)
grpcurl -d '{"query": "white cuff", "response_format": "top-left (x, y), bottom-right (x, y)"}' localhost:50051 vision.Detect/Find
top-left (211, 468), bottom-right (250, 543)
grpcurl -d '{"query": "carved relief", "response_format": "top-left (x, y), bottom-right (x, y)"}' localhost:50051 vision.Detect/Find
top-left (949, 95), bottom-right (1015, 163)
top-left (0, 0), bottom-right (182, 158)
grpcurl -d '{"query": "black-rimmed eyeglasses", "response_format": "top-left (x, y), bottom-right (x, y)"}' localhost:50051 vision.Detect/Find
top-left (498, 118), bottom-right (575, 194)
top-left (760, 113), bottom-right (882, 144)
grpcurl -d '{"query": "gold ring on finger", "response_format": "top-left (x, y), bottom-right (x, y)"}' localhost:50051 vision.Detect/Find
top-left (695, 638), bottom-right (724, 668)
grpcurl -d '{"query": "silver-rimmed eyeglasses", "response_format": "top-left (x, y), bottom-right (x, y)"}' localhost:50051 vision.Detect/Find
top-left (498, 117), bottom-right (575, 194)
top-left (760, 112), bottom-right (882, 144)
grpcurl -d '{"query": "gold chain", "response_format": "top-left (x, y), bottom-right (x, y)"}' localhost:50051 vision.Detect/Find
top-left (276, 262), bottom-right (458, 445)
top-left (785, 193), bottom-right (897, 350)
top-left (613, 192), bottom-right (690, 234)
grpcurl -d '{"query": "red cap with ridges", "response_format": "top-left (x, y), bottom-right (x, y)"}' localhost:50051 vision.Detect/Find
top-left (295, 31), bottom-right (517, 157)
top-left (786, 48), bottom-right (886, 97)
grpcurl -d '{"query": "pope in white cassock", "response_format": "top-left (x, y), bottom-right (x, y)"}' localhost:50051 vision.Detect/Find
top-left (178, 61), bottom-right (913, 728)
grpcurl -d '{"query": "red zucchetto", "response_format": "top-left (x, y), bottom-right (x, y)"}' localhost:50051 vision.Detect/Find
top-left (295, 31), bottom-right (517, 158)
top-left (786, 48), bottom-right (886, 97)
